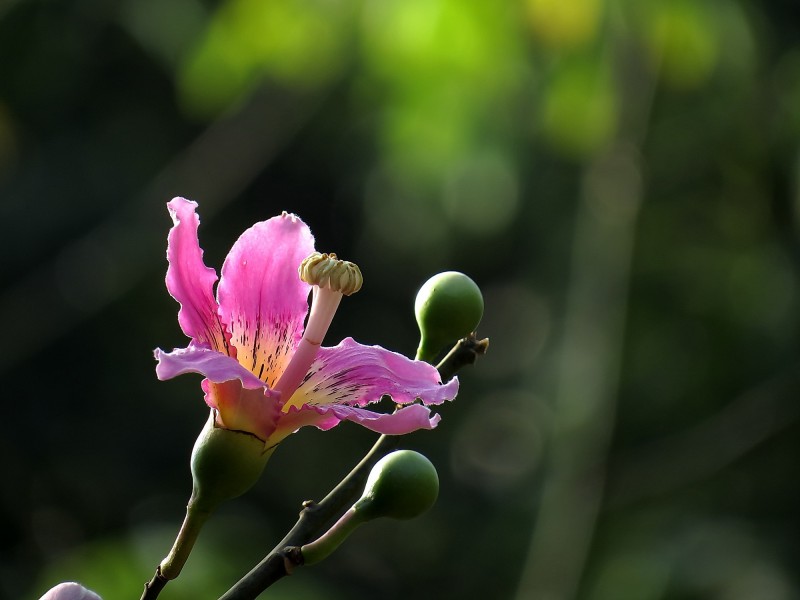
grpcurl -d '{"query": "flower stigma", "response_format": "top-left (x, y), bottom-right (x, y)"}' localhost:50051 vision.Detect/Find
top-left (274, 252), bottom-right (363, 410)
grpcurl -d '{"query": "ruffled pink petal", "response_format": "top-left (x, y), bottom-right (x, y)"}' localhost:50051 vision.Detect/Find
top-left (321, 403), bottom-right (441, 433)
top-left (217, 212), bottom-right (315, 387)
top-left (285, 337), bottom-right (459, 410)
top-left (40, 582), bottom-right (102, 600)
top-left (154, 346), bottom-right (265, 389)
top-left (165, 198), bottom-right (230, 354)
top-left (273, 403), bottom-right (441, 441)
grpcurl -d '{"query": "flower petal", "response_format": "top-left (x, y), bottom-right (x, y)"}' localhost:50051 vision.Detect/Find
top-left (217, 212), bottom-right (315, 386)
top-left (285, 337), bottom-right (459, 410)
top-left (274, 403), bottom-right (441, 441)
top-left (154, 346), bottom-right (265, 389)
top-left (156, 346), bottom-right (282, 439)
top-left (39, 582), bottom-right (102, 600)
top-left (166, 198), bottom-right (230, 354)
top-left (202, 381), bottom-right (282, 441)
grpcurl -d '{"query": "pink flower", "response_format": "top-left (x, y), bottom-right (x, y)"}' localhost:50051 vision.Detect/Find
top-left (154, 198), bottom-right (458, 447)
top-left (39, 582), bottom-right (102, 600)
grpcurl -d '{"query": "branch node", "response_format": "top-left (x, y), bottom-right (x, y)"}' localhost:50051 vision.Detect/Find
top-left (282, 546), bottom-right (304, 575)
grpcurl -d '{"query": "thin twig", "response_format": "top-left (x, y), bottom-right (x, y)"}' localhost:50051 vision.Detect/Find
top-left (437, 334), bottom-right (489, 381)
top-left (218, 335), bottom-right (486, 600)
top-left (141, 570), bottom-right (168, 600)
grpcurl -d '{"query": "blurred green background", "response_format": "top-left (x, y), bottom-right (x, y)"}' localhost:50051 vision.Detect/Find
top-left (3, 0), bottom-right (800, 598)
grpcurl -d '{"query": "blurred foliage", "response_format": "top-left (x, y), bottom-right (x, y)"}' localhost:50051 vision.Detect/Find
top-left (2, 0), bottom-right (800, 599)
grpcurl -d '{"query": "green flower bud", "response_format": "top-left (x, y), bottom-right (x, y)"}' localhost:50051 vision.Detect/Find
top-left (354, 450), bottom-right (439, 521)
top-left (189, 411), bottom-right (275, 512)
top-left (300, 450), bottom-right (440, 566)
top-left (415, 271), bottom-right (484, 363)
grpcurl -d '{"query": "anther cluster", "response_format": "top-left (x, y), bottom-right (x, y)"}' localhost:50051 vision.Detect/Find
top-left (299, 252), bottom-right (363, 296)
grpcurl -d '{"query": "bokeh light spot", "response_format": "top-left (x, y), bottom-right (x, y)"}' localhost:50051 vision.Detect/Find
top-left (451, 390), bottom-right (549, 493)
top-left (646, 0), bottom-right (719, 89)
top-left (540, 56), bottom-right (618, 157)
top-left (478, 283), bottom-right (551, 379)
top-left (178, 0), bottom-right (349, 117)
top-left (524, 0), bottom-right (602, 50)
top-left (442, 151), bottom-right (519, 236)
top-left (361, 167), bottom-right (449, 260)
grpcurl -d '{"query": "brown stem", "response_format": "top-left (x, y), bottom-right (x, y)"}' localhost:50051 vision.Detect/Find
top-left (140, 569), bottom-right (168, 600)
top-left (437, 334), bottom-right (489, 381)
top-left (218, 432), bottom-right (400, 600)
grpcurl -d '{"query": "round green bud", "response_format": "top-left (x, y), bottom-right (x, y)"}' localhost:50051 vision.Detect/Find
top-left (415, 271), bottom-right (484, 362)
top-left (189, 412), bottom-right (275, 512)
top-left (354, 450), bottom-right (439, 521)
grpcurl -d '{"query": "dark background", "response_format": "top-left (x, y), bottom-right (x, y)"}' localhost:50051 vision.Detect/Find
top-left (2, 0), bottom-right (800, 599)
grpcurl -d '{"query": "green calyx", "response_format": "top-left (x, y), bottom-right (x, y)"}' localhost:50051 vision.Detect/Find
top-left (353, 450), bottom-right (439, 521)
top-left (415, 271), bottom-right (484, 363)
top-left (189, 411), bottom-right (275, 512)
